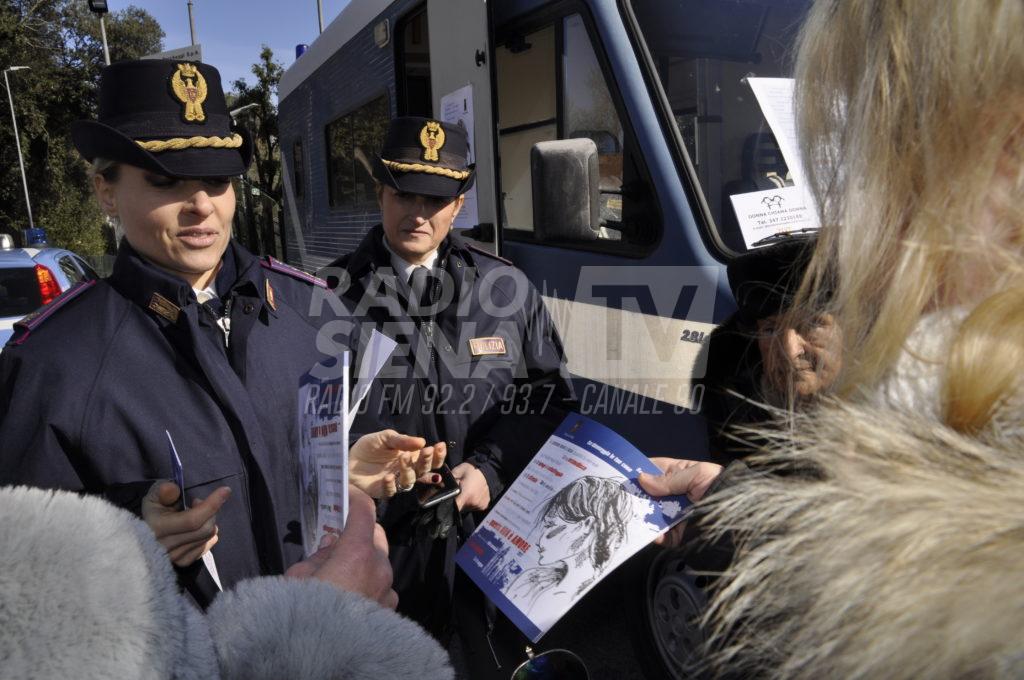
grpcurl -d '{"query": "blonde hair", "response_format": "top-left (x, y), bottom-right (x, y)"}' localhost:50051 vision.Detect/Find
top-left (942, 284), bottom-right (1024, 433)
top-left (787, 0), bottom-right (1024, 427)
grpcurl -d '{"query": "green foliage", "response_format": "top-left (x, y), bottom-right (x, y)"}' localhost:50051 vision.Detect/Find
top-left (0, 0), bottom-right (163, 256)
top-left (230, 46), bottom-right (284, 257)
top-left (231, 45), bottom-right (283, 202)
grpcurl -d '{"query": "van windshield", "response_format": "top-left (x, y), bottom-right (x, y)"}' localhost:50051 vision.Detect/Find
top-left (626, 0), bottom-right (812, 255)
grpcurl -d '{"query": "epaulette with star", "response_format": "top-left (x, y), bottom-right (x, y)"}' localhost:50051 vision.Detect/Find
top-left (260, 256), bottom-right (328, 288)
top-left (7, 280), bottom-right (97, 347)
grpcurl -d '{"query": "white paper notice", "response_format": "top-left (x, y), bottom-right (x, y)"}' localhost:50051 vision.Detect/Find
top-left (729, 186), bottom-right (818, 248)
top-left (297, 353), bottom-right (350, 556)
top-left (746, 77), bottom-right (804, 184)
top-left (440, 84), bottom-right (479, 229)
top-left (730, 77), bottom-right (820, 248)
top-left (347, 329), bottom-right (399, 430)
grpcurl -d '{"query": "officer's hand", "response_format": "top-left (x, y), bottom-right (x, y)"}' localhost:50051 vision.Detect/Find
top-left (350, 429), bottom-right (426, 498)
top-left (638, 458), bottom-right (723, 548)
top-left (285, 486), bottom-right (398, 609)
top-left (452, 462), bottom-right (490, 512)
top-left (415, 441), bottom-right (447, 484)
top-left (142, 481), bottom-right (231, 567)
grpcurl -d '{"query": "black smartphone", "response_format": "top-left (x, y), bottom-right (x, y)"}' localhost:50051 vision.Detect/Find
top-left (417, 463), bottom-right (461, 509)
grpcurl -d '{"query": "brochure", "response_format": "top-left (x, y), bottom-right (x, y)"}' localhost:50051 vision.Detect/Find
top-left (456, 414), bottom-right (690, 642)
top-left (297, 353), bottom-right (350, 556)
top-left (297, 331), bottom-right (399, 556)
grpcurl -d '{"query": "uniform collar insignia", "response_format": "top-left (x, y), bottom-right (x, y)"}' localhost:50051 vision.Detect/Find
top-left (170, 62), bottom-right (208, 123)
top-left (264, 278), bottom-right (277, 311)
top-left (148, 292), bottom-right (181, 323)
top-left (419, 121), bottom-right (445, 162)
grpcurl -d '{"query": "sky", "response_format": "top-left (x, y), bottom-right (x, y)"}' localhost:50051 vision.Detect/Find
top-left (112, 0), bottom-right (353, 93)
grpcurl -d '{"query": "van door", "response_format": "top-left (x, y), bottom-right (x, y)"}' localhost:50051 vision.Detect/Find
top-left (425, 0), bottom-right (499, 254)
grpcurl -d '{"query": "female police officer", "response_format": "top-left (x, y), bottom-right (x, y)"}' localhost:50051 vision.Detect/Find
top-left (324, 117), bottom-right (575, 660)
top-left (0, 60), bottom-right (432, 606)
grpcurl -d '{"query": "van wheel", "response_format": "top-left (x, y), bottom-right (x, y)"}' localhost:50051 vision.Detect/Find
top-left (627, 545), bottom-right (707, 680)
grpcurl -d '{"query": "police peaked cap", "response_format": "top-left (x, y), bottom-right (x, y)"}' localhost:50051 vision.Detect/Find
top-left (72, 60), bottom-right (252, 178)
top-left (727, 233), bottom-right (820, 322)
top-left (372, 116), bottom-right (475, 199)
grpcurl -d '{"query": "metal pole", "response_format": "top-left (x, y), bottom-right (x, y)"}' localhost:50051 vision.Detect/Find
top-left (187, 0), bottom-right (197, 45)
top-left (317, 0), bottom-right (324, 33)
top-left (3, 68), bottom-right (34, 231)
top-left (98, 15), bottom-right (111, 65)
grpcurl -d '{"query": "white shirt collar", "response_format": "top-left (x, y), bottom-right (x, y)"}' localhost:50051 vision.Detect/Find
top-left (381, 233), bottom-right (439, 283)
top-left (193, 283), bottom-right (218, 304)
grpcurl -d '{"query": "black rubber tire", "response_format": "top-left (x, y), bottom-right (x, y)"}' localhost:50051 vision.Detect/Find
top-left (624, 545), bottom-right (708, 680)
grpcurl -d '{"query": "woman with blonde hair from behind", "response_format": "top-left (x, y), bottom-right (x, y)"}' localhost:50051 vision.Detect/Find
top-left (639, 0), bottom-right (1024, 676)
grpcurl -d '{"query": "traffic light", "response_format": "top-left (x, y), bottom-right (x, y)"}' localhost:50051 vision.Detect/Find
top-left (87, 0), bottom-right (109, 14)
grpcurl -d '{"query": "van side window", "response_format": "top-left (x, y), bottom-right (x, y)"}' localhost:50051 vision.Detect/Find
top-left (396, 6), bottom-right (432, 117)
top-left (496, 25), bottom-right (557, 233)
top-left (325, 94), bottom-right (390, 211)
top-left (627, 0), bottom-right (812, 255)
top-left (496, 13), bottom-right (659, 254)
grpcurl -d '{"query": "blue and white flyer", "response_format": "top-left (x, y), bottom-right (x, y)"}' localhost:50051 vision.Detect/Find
top-left (297, 353), bottom-right (350, 556)
top-left (456, 414), bottom-right (690, 642)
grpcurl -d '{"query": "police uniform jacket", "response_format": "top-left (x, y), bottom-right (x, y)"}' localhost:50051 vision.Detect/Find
top-left (323, 225), bottom-right (574, 629)
top-left (0, 240), bottom-right (349, 604)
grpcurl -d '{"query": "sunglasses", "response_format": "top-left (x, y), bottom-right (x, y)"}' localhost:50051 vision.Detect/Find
top-left (510, 646), bottom-right (590, 680)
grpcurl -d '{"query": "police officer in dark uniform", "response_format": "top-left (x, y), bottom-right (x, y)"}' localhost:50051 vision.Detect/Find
top-left (321, 117), bottom-right (575, 656)
top-left (0, 60), bottom-right (425, 606)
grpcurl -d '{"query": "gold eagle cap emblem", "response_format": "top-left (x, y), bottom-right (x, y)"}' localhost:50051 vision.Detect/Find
top-left (419, 121), bottom-right (445, 162)
top-left (170, 63), bottom-right (208, 122)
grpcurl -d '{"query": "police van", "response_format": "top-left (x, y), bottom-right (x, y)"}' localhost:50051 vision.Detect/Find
top-left (277, 0), bottom-right (811, 676)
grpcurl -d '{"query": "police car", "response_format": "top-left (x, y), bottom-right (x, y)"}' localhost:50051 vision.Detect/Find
top-left (0, 233), bottom-right (99, 348)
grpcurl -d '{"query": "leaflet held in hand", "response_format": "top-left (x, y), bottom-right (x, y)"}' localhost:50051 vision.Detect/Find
top-left (297, 353), bottom-right (350, 556)
top-left (456, 414), bottom-right (690, 642)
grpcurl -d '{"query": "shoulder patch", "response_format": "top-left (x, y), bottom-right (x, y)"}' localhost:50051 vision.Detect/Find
top-left (465, 243), bottom-right (514, 267)
top-left (8, 280), bottom-right (98, 347)
top-left (261, 256), bottom-right (327, 288)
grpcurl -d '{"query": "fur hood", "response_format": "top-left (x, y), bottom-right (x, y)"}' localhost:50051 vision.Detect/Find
top-left (0, 486), bottom-right (453, 680)
top-left (700, 400), bottom-right (1024, 679)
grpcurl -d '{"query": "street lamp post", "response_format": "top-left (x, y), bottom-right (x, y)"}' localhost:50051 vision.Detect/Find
top-left (87, 0), bottom-right (111, 66)
top-left (3, 66), bottom-right (35, 232)
top-left (187, 0), bottom-right (197, 46)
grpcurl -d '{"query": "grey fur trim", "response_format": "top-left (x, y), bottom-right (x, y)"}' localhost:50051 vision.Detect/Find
top-left (0, 486), bottom-right (218, 680)
top-left (207, 577), bottom-right (454, 680)
top-left (702, 402), bottom-right (1024, 679)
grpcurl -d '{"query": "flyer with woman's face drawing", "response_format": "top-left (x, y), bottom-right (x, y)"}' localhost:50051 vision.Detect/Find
top-left (456, 413), bottom-right (690, 642)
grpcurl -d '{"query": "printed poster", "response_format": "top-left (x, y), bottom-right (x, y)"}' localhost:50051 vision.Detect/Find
top-left (439, 83), bottom-right (479, 229)
top-left (456, 414), bottom-right (690, 642)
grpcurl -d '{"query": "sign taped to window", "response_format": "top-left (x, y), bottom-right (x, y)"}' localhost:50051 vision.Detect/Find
top-left (440, 84), bottom-right (479, 229)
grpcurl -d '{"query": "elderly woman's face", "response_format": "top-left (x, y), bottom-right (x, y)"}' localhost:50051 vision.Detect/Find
top-left (757, 312), bottom-right (843, 402)
top-left (94, 164), bottom-right (234, 288)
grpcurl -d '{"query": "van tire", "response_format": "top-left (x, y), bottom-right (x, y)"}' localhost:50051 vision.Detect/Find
top-left (626, 545), bottom-right (707, 680)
